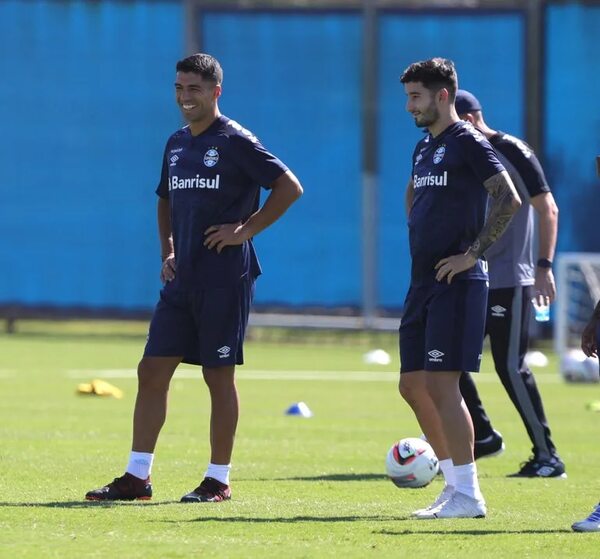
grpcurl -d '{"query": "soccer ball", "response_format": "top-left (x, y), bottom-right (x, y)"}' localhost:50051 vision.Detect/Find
top-left (385, 437), bottom-right (439, 488)
top-left (560, 349), bottom-right (600, 383)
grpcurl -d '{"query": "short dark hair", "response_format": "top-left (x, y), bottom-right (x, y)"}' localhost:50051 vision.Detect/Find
top-left (176, 53), bottom-right (223, 85)
top-left (400, 57), bottom-right (458, 101)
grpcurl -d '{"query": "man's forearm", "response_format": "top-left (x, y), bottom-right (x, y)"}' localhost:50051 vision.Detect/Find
top-left (242, 171), bottom-right (302, 238)
top-left (157, 197), bottom-right (174, 259)
top-left (531, 193), bottom-right (559, 262)
top-left (405, 179), bottom-right (414, 218)
top-left (467, 170), bottom-right (521, 258)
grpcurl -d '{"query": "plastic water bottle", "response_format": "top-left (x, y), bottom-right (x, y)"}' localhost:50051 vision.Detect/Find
top-left (532, 298), bottom-right (550, 322)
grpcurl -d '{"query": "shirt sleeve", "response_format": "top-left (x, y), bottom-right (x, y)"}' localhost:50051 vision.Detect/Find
top-left (232, 133), bottom-right (289, 190)
top-left (460, 128), bottom-right (506, 184)
top-left (155, 142), bottom-right (170, 199)
top-left (492, 136), bottom-right (550, 198)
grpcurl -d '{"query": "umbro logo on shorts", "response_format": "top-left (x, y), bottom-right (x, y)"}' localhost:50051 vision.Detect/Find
top-left (217, 346), bottom-right (231, 359)
top-left (427, 349), bottom-right (444, 363)
top-left (491, 305), bottom-right (506, 317)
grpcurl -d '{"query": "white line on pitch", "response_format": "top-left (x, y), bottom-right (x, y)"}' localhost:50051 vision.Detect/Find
top-left (64, 369), bottom-right (563, 383)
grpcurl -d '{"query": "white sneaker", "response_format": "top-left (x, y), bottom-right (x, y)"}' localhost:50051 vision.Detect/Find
top-left (412, 485), bottom-right (454, 516)
top-left (415, 491), bottom-right (486, 519)
top-left (572, 503), bottom-right (600, 532)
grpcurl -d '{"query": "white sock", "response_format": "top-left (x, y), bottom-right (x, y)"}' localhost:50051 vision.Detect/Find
top-left (439, 458), bottom-right (455, 488)
top-left (205, 463), bottom-right (231, 485)
top-left (454, 462), bottom-right (483, 501)
top-left (126, 451), bottom-right (154, 480)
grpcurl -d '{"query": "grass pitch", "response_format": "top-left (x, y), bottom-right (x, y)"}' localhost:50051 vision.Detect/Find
top-left (0, 320), bottom-right (599, 558)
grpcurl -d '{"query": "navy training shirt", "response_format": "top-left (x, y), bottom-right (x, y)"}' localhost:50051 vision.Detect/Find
top-left (485, 132), bottom-right (551, 289)
top-left (408, 121), bottom-right (506, 286)
top-left (156, 115), bottom-right (289, 290)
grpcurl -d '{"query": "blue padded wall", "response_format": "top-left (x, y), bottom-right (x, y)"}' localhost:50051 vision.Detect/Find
top-left (201, 11), bottom-right (363, 307)
top-left (378, 11), bottom-right (525, 308)
top-left (0, 0), bottom-right (182, 308)
top-left (545, 3), bottom-right (600, 254)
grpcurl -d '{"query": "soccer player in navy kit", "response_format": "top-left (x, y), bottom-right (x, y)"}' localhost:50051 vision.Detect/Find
top-left (86, 53), bottom-right (303, 503)
top-left (399, 58), bottom-right (521, 518)
top-left (454, 90), bottom-right (565, 478)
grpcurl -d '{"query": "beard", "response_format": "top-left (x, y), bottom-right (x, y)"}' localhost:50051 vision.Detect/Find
top-left (413, 102), bottom-right (439, 128)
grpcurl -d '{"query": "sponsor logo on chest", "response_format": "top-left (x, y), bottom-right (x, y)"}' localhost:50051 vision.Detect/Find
top-left (413, 171), bottom-right (448, 189)
top-left (169, 174), bottom-right (220, 191)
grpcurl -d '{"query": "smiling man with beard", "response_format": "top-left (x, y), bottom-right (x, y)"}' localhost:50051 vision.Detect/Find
top-left (86, 53), bottom-right (303, 504)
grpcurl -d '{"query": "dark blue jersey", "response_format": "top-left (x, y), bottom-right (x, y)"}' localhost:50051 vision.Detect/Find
top-left (156, 115), bottom-right (288, 290)
top-left (408, 121), bottom-right (505, 286)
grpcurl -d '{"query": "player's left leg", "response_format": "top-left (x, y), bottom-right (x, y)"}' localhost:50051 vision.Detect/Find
top-left (204, 365), bottom-right (239, 466)
top-left (180, 278), bottom-right (254, 503)
top-left (414, 280), bottom-right (487, 519)
top-left (180, 365), bottom-right (237, 503)
top-left (415, 371), bottom-right (486, 519)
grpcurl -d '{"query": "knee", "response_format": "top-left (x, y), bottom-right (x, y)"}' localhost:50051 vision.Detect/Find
top-left (399, 375), bottom-right (428, 407)
top-left (203, 366), bottom-right (236, 392)
top-left (137, 358), bottom-right (171, 392)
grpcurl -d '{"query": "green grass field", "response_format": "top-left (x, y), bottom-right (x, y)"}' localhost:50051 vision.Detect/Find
top-left (1, 320), bottom-right (599, 558)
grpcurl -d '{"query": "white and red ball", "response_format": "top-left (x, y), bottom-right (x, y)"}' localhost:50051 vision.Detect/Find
top-left (385, 437), bottom-right (439, 488)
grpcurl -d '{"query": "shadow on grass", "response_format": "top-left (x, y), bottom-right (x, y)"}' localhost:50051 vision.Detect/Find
top-left (271, 473), bottom-right (388, 482)
top-left (0, 501), bottom-right (178, 508)
top-left (376, 528), bottom-right (573, 535)
top-left (177, 515), bottom-right (406, 524)
top-left (170, 517), bottom-right (573, 533)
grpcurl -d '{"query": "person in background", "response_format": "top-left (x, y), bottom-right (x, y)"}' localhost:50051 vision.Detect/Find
top-left (455, 89), bottom-right (565, 479)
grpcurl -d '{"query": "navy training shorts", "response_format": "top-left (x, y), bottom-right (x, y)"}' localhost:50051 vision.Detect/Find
top-left (144, 277), bottom-right (255, 367)
top-left (399, 279), bottom-right (488, 373)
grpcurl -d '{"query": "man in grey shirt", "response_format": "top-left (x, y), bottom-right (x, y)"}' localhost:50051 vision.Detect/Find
top-left (455, 90), bottom-right (565, 478)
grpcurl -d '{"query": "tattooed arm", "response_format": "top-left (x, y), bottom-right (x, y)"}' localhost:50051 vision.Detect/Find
top-left (466, 170), bottom-right (522, 258)
top-left (435, 170), bottom-right (521, 283)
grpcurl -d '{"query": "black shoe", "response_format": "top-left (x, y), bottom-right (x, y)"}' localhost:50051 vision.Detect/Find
top-left (474, 430), bottom-right (505, 460)
top-left (508, 456), bottom-right (566, 478)
top-left (85, 472), bottom-right (152, 501)
top-left (180, 477), bottom-right (232, 503)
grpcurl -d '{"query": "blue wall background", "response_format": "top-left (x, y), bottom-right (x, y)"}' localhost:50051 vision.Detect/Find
top-left (201, 12), bottom-right (363, 306)
top-left (0, 1), bottom-right (596, 312)
top-left (377, 11), bottom-right (524, 307)
top-left (545, 3), bottom-right (600, 255)
top-left (0, 0), bottom-right (182, 309)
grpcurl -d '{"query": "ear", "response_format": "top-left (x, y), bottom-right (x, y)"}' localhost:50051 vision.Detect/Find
top-left (213, 84), bottom-right (222, 100)
top-left (437, 88), bottom-right (450, 103)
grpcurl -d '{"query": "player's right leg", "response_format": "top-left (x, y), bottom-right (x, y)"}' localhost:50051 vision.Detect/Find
top-left (85, 286), bottom-right (193, 501)
top-left (85, 356), bottom-right (181, 501)
top-left (399, 286), bottom-right (455, 514)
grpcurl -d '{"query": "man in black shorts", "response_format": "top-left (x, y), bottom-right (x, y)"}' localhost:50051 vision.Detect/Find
top-left (85, 53), bottom-right (303, 503)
